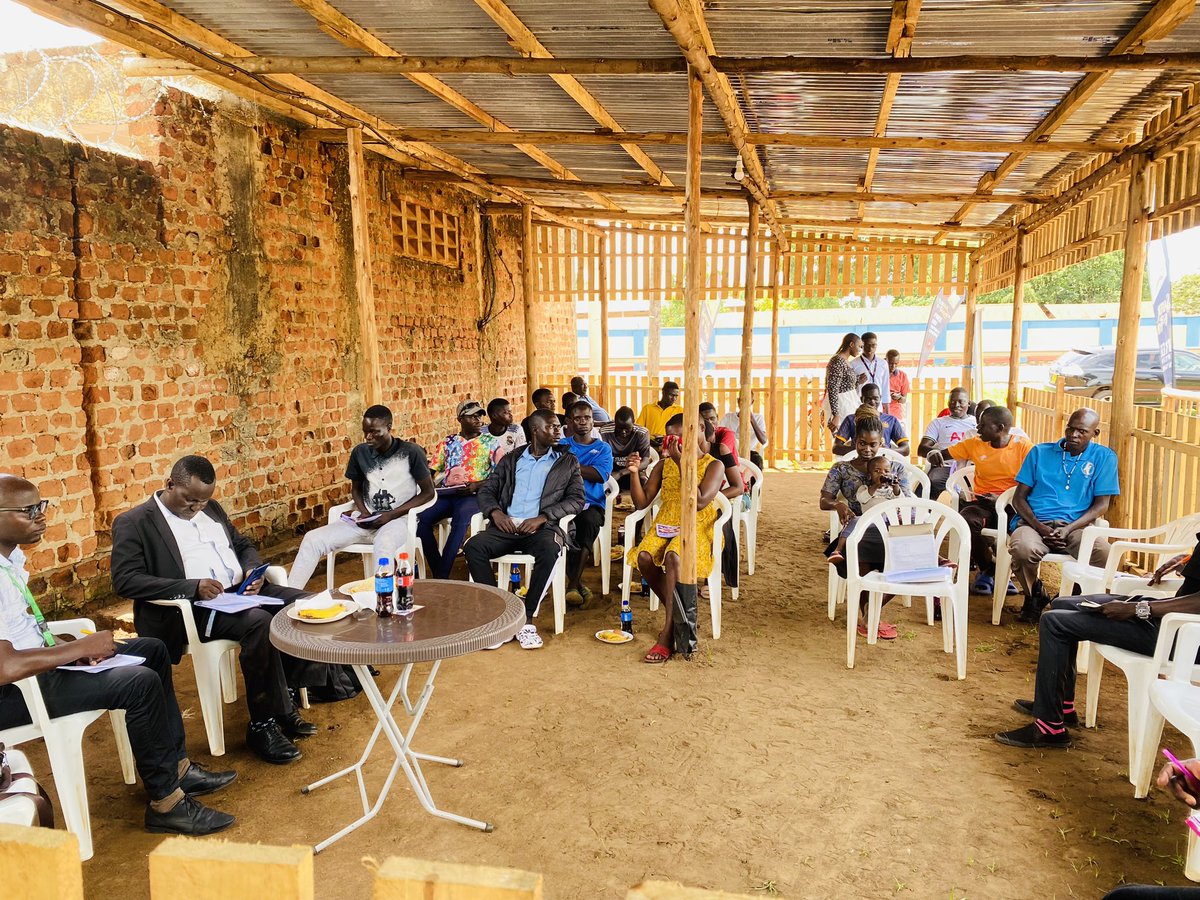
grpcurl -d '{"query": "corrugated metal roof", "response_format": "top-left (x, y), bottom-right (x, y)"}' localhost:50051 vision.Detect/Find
top-left (706, 0), bottom-right (895, 57)
top-left (502, 0), bottom-right (681, 58)
top-left (322, 0), bottom-right (518, 56)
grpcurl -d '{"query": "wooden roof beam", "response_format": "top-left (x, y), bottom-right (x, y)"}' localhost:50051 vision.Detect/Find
top-left (303, 127), bottom-right (1125, 154)
top-left (471, 0), bottom-right (672, 188)
top-left (120, 51), bottom-right (1200, 78)
top-left (939, 0), bottom-right (1196, 239)
top-left (286, 0), bottom-right (624, 212)
top-left (648, 0), bottom-right (783, 235)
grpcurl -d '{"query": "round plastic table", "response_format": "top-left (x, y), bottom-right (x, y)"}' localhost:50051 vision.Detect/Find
top-left (270, 580), bottom-right (525, 851)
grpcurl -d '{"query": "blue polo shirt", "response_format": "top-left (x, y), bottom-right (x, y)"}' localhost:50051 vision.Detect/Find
top-left (564, 436), bottom-right (613, 508)
top-left (1014, 439), bottom-right (1120, 528)
top-left (508, 447), bottom-right (559, 520)
top-left (835, 413), bottom-right (907, 450)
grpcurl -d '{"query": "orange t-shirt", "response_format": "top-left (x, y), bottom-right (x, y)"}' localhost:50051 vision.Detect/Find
top-left (948, 435), bottom-right (1033, 496)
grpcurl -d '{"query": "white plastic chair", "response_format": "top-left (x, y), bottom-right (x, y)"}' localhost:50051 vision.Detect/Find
top-left (1131, 624), bottom-right (1200, 844)
top-left (738, 460), bottom-right (765, 577)
top-left (146, 564), bottom-right (290, 756)
top-left (324, 496), bottom-right (437, 589)
top-left (469, 512), bottom-right (576, 635)
top-left (938, 464), bottom-right (1018, 625)
top-left (1062, 513), bottom-right (1200, 599)
top-left (619, 493), bottom-right (734, 639)
top-left (590, 478), bottom-right (620, 596)
top-left (844, 498), bottom-right (972, 678)
top-left (0, 748), bottom-right (39, 826)
top-left (826, 454), bottom-right (930, 622)
top-left (0, 617), bottom-right (136, 860)
top-left (1084, 611), bottom-right (1200, 794)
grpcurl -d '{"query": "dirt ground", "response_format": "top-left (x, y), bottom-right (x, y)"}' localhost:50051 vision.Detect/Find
top-left (29, 471), bottom-right (1200, 898)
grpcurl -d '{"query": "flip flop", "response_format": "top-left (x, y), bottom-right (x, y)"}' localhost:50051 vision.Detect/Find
top-left (643, 643), bottom-right (672, 664)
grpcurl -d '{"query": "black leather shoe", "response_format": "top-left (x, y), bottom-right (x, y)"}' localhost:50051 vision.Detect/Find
top-left (280, 710), bottom-right (318, 739)
top-left (1013, 697), bottom-right (1079, 728)
top-left (246, 721), bottom-right (301, 764)
top-left (145, 794), bottom-right (235, 835)
top-left (179, 761), bottom-right (238, 797)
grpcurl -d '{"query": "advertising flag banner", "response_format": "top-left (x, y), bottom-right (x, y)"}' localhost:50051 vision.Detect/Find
top-left (1147, 237), bottom-right (1176, 389)
top-left (915, 290), bottom-right (963, 382)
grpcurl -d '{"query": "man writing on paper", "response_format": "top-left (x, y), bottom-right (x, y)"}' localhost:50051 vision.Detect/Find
top-left (0, 473), bottom-right (237, 835)
top-left (112, 455), bottom-right (325, 764)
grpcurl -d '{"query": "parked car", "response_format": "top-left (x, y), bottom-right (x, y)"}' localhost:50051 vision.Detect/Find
top-left (1050, 347), bottom-right (1200, 403)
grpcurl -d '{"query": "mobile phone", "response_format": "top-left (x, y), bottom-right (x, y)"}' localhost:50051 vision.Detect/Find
top-left (1079, 600), bottom-right (1103, 609)
top-left (235, 563), bottom-right (270, 595)
top-left (1163, 748), bottom-right (1200, 793)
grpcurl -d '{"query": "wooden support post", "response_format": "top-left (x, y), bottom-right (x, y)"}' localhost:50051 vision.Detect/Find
top-left (372, 857), bottom-right (542, 899)
top-left (0, 824), bottom-right (83, 900)
top-left (680, 65), bottom-right (704, 589)
top-left (768, 238), bottom-right (783, 468)
top-left (1111, 153), bottom-right (1152, 527)
top-left (1006, 228), bottom-right (1027, 412)
top-left (522, 203), bottom-right (540, 399)
top-left (148, 837), bottom-right (313, 899)
top-left (962, 261), bottom-right (980, 396)
top-left (347, 127), bottom-right (382, 404)
top-left (627, 882), bottom-right (757, 899)
top-left (599, 232), bottom-right (610, 407)
top-left (738, 200), bottom-right (760, 456)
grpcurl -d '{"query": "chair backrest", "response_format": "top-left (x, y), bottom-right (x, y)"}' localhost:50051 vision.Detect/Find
top-left (741, 459), bottom-right (765, 513)
top-left (993, 485), bottom-right (1017, 534)
top-left (846, 497), bottom-right (971, 576)
top-left (841, 450), bottom-right (931, 497)
top-left (941, 464), bottom-right (976, 508)
top-left (1165, 512), bottom-right (1200, 547)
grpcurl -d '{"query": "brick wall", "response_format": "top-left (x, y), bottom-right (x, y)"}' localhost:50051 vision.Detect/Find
top-left (0, 85), bottom-right (576, 611)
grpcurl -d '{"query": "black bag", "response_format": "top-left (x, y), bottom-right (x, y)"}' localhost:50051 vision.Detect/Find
top-left (671, 583), bottom-right (699, 658)
top-left (0, 742), bottom-right (54, 828)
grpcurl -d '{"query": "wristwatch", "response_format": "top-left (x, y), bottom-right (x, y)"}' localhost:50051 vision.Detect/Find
top-left (1135, 599), bottom-right (1153, 620)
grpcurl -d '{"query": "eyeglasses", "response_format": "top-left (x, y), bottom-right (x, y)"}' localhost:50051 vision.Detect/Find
top-left (0, 500), bottom-right (49, 520)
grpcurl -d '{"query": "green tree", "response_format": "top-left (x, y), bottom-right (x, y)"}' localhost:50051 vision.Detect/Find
top-left (1172, 273), bottom-right (1200, 314)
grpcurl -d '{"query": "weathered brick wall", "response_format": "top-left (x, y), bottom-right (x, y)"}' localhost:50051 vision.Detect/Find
top-left (0, 85), bottom-right (576, 611)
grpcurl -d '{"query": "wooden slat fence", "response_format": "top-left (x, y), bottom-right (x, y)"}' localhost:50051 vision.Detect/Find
top-left (543, 373), bottom-right (971, 466)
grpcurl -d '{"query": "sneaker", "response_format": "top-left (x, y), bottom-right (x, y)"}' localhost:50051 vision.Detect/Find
top-left (565, 589), bottom-right (584, 608)
top-left (971, 574), bottom-right (995, 595)
top-left (514, 624), bottom-right (543, 649)
top-left (578, 586), bottom-right (594, 606)
top-left (994, 721), bottom-right (1072, 749)
top-left (1012, 698), bottom-right (1079, 728)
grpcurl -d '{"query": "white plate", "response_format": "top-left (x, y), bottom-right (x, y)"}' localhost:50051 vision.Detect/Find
top-left (595, 629), bottom-right (634, 645)
top-left (339, 579), bottom-right (375, 595)
top-left (288, 602), bottom-right (355, 624)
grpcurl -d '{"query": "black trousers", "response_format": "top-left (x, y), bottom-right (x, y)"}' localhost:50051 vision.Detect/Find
top-left (721, 518), bottom-right (739, 588)
top-left (0, 636), bottom-right (184, 801)
top-left (464, 527), bottom-right (565, 619)
top-left (567, 505), bottom-right (606, 571)
top-left (1104, 886), bottom-right (1200, 899)
top-left (199, 582), bottom-right (316, 722)
top-left (959, 498), bottom-right (998, 573)
top-left (928, 464), bottom-right (951, 500)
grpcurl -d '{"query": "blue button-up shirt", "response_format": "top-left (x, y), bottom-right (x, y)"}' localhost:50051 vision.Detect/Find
top-left (508, 447), bottom-right (560, 520)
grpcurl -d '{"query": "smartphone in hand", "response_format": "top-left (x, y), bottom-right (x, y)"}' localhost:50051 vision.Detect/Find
top-left (235, 563), bottom-right (270, 595)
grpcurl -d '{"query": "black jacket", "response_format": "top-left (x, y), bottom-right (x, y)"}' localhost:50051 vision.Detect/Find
top-left (477, 446), bottom-right (584, 536)
top-left (111, 495), bottom-right (261, 663)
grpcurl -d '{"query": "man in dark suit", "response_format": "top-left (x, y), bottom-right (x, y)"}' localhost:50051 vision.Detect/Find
top-left (111, 455), bottom-right (318, 764)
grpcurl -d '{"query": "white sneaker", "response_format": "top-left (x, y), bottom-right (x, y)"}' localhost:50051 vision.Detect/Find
top-left (514, 624), bottom-right (543, 649)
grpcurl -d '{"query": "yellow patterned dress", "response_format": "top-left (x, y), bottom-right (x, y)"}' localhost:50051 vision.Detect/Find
top-left (627, 454), bottom-right (720, 579)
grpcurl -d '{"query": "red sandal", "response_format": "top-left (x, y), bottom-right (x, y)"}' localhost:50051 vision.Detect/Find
top-left (643, 643), bottom-right (672, 664)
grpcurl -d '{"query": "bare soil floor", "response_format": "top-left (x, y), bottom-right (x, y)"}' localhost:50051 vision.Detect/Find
top-left (40, 472), bottom-right (1200, 898)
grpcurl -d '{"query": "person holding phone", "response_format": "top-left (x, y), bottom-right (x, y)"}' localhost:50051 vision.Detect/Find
top-left (112, 455), bottom-right (331, 764)
top-left (626, 415), bottom-right (725, 664)
top-left (0, 473), bottom-right (238, 835)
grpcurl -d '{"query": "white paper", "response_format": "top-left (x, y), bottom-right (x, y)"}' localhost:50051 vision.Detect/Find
top-left (882, 567), bottom-right (952, 584)
top-left (196, 593), bottom-right (286, 615)
top-left (341, 512), bottom-right (382, 526)
top-left (59, 653), bottom-right (146, 674)
top-left (883, 523), bottom-right (944, 583)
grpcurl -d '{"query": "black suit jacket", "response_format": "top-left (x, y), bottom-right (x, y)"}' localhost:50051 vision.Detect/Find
top-left (110, 495), bottom-right (262, 663)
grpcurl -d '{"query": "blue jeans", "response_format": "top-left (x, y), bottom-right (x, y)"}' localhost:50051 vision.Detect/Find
top-left (417, 493), bottom-right (481, 579)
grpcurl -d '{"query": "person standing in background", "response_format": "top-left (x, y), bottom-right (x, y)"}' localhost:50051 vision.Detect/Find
top-left (886, 349), bottom-right (910, 421)
top-left (853, 332), bottom-right (891, 401)
top-left (825, 333), bottom-right (862, 433)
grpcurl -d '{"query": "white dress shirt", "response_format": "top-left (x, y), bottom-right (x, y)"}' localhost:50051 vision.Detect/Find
top-left (154, 494), bottom-right (242, 587)
top-left (0, 547), bottom-right (49, 652)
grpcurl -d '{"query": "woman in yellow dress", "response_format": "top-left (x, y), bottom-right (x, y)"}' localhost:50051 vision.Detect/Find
top-left (626, 414), bottom-right (725, 663)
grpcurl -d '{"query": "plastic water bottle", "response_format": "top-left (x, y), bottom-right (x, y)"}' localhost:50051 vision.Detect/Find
top-left (510, 563), bottom-right (522, 595)
top-left (395, 552), bottom-right (414, 617)
top-left (374, 557), bottom-right (394, 617)
top-left (620, 597), bottom-right (633, 635)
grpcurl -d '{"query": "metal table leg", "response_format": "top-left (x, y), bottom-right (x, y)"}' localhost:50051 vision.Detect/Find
top-left (302, 662), bottom-right (493, 852)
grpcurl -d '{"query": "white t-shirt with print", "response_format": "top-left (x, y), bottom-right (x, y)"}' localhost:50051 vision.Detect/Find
top-left (924, 415), bottom-right (977, 452)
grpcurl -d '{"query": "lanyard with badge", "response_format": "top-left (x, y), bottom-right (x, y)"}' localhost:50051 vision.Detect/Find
top-left (2, 567), bottom-right (56, 647)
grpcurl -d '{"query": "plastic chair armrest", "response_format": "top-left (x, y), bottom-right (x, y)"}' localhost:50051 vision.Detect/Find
top-left (1154, 612), bottom-right (1200, 672)
top-left (47, 618), bottom-right (98, 638)
top-left (1168, 622), bottom-right (1200, 681)
top-left (146, 597), bottom-right (204, 647)
top-left (264, 565), bottom-right (288, 587)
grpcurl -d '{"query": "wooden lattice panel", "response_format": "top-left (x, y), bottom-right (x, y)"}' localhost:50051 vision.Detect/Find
top-left (391, 197), bottom-right (460, 269)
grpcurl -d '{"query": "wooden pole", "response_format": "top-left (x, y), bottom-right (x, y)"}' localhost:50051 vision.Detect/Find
top-left (1006, 228), bottom-right (1026, 412)
top-left (680, 65), bottom-right (704, 590)
top-left (962, 260), bottom-right (980, 396)
top-left (738, 200), bottom-right (760, 456)
top-left (522, 203), bottom-right (540, 400)
top-left (648, 248), bottom-right (662, 382)
top-left (346, 126), bottom-right (382, 404)
top-left (768, 238), bottom-right (783, 468)
top-left (599, 232), bottom-right (610, 408)
top-left (1110, 153), bottom-right (1152, 528)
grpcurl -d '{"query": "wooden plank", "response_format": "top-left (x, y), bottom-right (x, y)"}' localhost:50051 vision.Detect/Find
top-left (346, 128), bottom-right (382, 404)
top-left (599, 233), bottom-right (610, 408)
top-left (1007, 229), bottom-right (1026, 411)
top-left (0, 824), bottom-right (83, 900)
top-left (739, 202), bottom-right (760, 455)
top-left (680, 65), bottom-right (704, 586)
top-left (373, 858), bottom-right (541, 899)
top-left (768, 239), bottom-right (783, 468)
top-left (149, 838), bottom-right (313, 900)
top-left (522, 204), bottom-right (539, 392)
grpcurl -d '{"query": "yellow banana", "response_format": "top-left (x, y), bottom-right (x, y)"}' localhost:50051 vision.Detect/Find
top-left (298, 604), bottom-right (345, 620)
